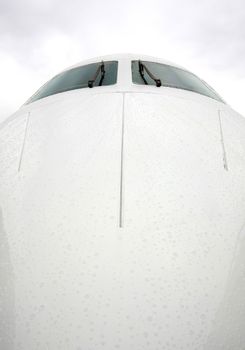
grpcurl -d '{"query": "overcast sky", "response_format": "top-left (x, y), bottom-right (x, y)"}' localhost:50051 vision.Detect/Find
top-left (0, 0), bottom-right (245, 122)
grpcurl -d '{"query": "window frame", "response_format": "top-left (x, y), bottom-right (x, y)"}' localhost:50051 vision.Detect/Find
top-left (131, 60), bottom-right (224, 103)
top-left (26, 60), bottom-right (119, 105)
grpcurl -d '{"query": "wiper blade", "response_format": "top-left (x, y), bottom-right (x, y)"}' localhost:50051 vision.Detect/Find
top-left (138, 60), bottom-right (161, 87)
top-left (88, 61), bottom-right (105, 88)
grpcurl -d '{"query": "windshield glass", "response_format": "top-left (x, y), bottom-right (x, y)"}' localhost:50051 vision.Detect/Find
top-left (26, 61), bottom-right (118, 104)
top-left (132, 60), bottom-right (223, 102)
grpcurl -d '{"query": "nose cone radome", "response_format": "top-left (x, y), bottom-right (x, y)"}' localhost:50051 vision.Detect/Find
top-left (1, 88), bottom-right (245, 349)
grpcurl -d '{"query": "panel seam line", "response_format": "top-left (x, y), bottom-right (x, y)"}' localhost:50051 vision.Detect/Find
top-left (18, 111), bottom-right (30, 172)
top-left (119, 93), bottom-right (125, 228)
top-left (218, 109), bottom-right (228, 171)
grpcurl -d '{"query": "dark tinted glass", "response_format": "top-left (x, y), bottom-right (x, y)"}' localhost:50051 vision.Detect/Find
top-left (27, 61), bottom-right (118, 104)
top-left (132, 60), bottom-right (223, 102)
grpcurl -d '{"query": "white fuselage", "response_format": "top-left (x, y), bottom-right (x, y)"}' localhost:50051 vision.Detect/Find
top-left (1, 54), bottom-right (245, 350)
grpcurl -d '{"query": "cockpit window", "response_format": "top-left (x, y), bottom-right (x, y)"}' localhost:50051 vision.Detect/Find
top-left (131, 60), bottom-right (223, 102)
top-left (26, 61), bottom-right (118, 104)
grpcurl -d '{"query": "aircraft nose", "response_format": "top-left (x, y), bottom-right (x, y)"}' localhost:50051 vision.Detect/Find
top-left (1, 90), bottom-right (245, 349)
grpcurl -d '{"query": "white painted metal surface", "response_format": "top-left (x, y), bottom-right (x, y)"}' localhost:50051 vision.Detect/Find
top-left (1, 54), bottom-right (245, 349)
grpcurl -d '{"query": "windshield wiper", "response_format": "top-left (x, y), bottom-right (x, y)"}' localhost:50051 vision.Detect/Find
top-left (88, 61), bottom-right (105, 88)
top-left (138, 60), bottom-right (161, 87)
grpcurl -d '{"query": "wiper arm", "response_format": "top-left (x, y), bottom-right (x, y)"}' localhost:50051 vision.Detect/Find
top-left (88, 61), bottom-right (105, 88)
top-left (138, 60), bottom-right (161, 87)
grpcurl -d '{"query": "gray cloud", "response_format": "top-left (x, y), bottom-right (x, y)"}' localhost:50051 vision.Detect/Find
top-left (0, 0), bottom-right (245, 120)
top-left (0, 0), bottom-right (128, 60)
top-left (1, 0), bottom-right (245, 73)
top-left (150, 0), bottom-right (245, 74)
